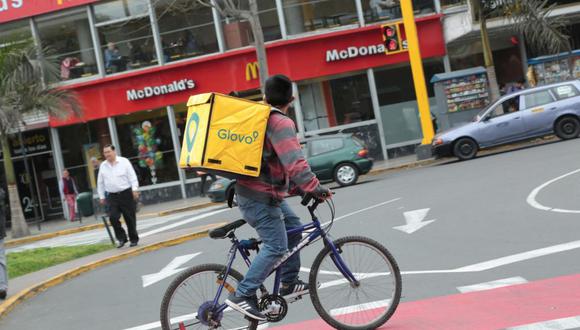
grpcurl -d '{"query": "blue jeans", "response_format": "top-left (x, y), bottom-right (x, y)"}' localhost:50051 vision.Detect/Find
top-left (235, 195), bottom-right (303, 297)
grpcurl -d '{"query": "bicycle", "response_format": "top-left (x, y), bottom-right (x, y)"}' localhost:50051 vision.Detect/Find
top-left (160, 194), bottom-right (402, 330)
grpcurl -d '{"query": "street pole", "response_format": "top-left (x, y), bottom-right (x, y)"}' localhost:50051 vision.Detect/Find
top-left (399, 0), bottom-right (434, 150)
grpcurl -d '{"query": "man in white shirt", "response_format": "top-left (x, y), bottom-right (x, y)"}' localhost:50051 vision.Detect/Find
top-left (97, 145), bottom-right (140, 248)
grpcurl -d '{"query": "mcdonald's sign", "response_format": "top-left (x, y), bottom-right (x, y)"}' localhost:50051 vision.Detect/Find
top-left (245, 62), bottom-right (259, 81)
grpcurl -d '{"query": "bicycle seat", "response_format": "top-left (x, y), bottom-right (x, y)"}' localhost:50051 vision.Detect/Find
top-left (209, 219), bottom-right (246, 239)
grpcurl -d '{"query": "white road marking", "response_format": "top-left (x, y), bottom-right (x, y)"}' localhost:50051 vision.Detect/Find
top-left (124, 320), bottom-right (160, 330)
top-left (142, 252), bottom-right (202, 288)
top-left (526, 168), bottom-right (580, 214)
top-left (453, 240), bottom-right (580, 272)
top-left (457, 277), bottom-right (528, 293)
top-left (505, 315), bottom-right (580, 330)
top-left (140, 208), bottom-right (229, 238)
top-left (302, 240), bottom-right (580, 276)
top-left (330, 299), bottom-right (392, 316)
top-left (320, 198), bottom-right (401, 227)
top-left (7, 207), bottom-right (227, 253)
top-left (393, 208), bottom-right (436, 234)
top-left (124, 311), bottom-right (269, 330)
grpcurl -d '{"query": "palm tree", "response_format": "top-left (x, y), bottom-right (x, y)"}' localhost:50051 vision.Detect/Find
top-left (0, 43), bottom-right (81, 238)
top-left (470, 0), bottom-right (571, 100)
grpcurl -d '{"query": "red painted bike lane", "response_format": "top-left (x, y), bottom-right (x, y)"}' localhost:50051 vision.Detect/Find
top-left (271, 273), bottom-right (580, 329)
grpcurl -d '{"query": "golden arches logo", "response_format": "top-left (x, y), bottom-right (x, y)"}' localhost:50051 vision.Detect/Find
top-left (245, 62), bottom-right (259, 81)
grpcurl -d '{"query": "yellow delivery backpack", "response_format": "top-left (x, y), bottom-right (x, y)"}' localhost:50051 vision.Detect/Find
top-left (179, 93), bottom-right (271, 178)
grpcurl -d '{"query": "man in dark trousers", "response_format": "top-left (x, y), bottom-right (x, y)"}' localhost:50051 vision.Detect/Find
top-left (0, 186), bottom-right (7, 299)
top-left (97, 145), bottom-right (140, 248)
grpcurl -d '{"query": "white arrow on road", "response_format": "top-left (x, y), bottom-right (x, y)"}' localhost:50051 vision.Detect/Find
top-left (142, 252), bottom-right (202, 288)
top-left (393, 208), bottom-right (436, 234)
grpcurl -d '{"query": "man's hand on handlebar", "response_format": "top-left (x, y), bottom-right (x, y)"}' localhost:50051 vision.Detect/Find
top-left (301, 186), bottom-right (333, 206)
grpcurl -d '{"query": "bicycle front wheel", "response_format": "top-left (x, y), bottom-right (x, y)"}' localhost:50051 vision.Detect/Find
top-left (309, 236), bottom-right (402, 330)
top-left (160, 263), bottom-right (258, 330)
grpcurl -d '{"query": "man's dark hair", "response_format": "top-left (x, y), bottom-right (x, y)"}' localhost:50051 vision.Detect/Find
top-left (265, 74), bottom-right (293, 107)
top-left (103, 144), bottom-right (115, 151)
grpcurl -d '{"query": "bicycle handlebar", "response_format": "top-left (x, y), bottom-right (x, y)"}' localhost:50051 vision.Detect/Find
top-left (300, 192), bottom-right (333, 206)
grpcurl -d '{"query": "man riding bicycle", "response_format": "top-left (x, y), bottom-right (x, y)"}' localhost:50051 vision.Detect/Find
top-left (225, 74), bottom-right (331, 321)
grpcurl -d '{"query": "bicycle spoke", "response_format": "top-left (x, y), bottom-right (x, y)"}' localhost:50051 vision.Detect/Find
top-left (161, 265), bottom-right (254, 330)
top-left (311, 238), bottom-right (401, 329)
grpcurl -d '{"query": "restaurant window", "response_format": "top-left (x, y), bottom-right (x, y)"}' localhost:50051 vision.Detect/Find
top-left (94, 0), bottom-right (156, 74)
top-left (36, 9), bottom-right (98, 82)
top-left (283, 0), bottom-right (359, 36)
top-left (298, 72), bottom-right (374, 132)
top-left (363, 0), bottom-right (435, 24)
top-left (374, 59), bottom-right (444, 148)
top-left (0, 19), bottom-right (32, 51)
top-left (58, 119), bottom-right (111, 193)
top-left (218, 0), bottom-right (282, 50)
top-left (155, 0), bottom-right (219, 62)
top-left (116, 109), bottom-right (179, 186)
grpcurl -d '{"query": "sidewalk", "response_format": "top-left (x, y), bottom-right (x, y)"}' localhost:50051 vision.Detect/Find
top-left (3, 155), bottom-right (440, 246)
top-left (5, 195), bottom-right (218, 245)
top-left (0, 222), bottom-right (225, 318)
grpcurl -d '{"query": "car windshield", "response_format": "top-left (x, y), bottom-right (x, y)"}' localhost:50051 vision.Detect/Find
top-left (474, 103), bottom-right (494, 122)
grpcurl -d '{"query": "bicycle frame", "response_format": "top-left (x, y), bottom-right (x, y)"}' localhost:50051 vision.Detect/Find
top-left (211, 201), bottom-right (359, 315)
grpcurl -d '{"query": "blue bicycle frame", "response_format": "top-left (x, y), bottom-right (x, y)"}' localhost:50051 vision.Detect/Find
top-left (211, 200), bottom-right (359, 315)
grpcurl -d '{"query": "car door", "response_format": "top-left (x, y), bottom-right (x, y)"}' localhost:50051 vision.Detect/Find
top-left (476, 94), bottom-right (526, 146)
top-left (519, 88), bottom-right (558, 136)
top-left (308, 138), bottom-right (344, 180)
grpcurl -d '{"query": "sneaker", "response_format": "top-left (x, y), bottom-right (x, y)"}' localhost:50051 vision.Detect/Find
top-left (225, 293), bottom-right (267, 321)
top-left (280, 280), bottom-right (309, 298)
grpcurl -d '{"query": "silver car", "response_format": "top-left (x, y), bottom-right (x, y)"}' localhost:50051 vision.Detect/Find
top-left (432, 80), bottom-right (580, 160)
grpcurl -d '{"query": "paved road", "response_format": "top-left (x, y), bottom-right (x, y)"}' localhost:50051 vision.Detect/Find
top-left (2, 138), bottom-right (580, 330)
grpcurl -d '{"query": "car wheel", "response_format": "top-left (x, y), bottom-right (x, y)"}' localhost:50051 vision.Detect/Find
top-left (334, 163), bottom-right (359, 187)
top-left (555, 116), bottom-right (580, 140)
top-left (453, 138), bottom-right (478, 160)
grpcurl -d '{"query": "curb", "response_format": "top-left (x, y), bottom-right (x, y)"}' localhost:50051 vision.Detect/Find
top-left (368, 158), bottom-right (443, 176)
top-left (0, 222), bottom-right (226, 320)
top-left (6, 201), bottom-right (217, 248)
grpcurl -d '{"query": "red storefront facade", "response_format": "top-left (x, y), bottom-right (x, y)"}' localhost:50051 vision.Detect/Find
top-left (0, 0), bottom-right (446, 216)
top-left (54, 15), bottom-right (445, 126)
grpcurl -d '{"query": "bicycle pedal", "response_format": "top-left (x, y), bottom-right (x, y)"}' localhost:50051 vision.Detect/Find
top-left (286, 293), bottom-right (307, 303)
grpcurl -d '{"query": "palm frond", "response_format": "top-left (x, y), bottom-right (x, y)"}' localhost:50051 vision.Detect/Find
top-left (0, 43), bottom-right (82, 136)
top-left (510, 0), bottom-right (570, 55)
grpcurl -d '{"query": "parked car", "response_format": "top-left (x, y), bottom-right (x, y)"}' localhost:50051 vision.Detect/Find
top-left (206, 134), bottom-right (373, 202)
top-left (432, 80), bottom-right (580, 160)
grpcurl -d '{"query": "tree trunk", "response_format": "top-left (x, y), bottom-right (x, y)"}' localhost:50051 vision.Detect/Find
top-left (247, 0), bottom-right (269, 91)
top-left (479, 13), bottom-right (500, 101)
top-left (1, 135), bottom-right (30, 238)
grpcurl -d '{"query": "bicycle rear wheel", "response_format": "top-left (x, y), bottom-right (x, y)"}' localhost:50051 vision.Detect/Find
top-left (160, 263), bottom-right (258, 330)
top-left (309, 236), bottom-right (402, 330)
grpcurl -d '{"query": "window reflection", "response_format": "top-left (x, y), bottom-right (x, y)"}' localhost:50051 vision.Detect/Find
top-left (93, 0), bottom-right (149, 23)
top-left (155, 0), bottom-right (219, 62)
top-left (363, 0), bottom-right (435, 23)
top-left (98, 18), bottom-right (156, 74)
top-left (37, 9), bottom-right (98, 81)
top-left (283, 0), bottom-right (359, 36)
top-left (0, 20), bottom-right (32, 51)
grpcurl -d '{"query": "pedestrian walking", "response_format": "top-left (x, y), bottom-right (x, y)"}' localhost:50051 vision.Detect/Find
top-left (0, 186), bottom-right (8, 300)
top-left (97, 145), bottom-right (140, 248)
top-left (197, 171), bottom-right (216, 197)
top-left (61, 169), bottom-right (79, 222)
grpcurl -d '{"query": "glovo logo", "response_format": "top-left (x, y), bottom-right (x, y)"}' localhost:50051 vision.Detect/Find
top-left (185, 112), bottom-right (200, 164)
top-left (217, 129), bottom-right (259, 145)
top-left (245, 62), bottom-right (259, 81)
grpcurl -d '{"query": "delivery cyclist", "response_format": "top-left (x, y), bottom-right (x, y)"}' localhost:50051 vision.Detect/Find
top-left (225, 74), bottom-right (331, 321)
